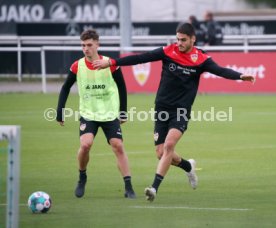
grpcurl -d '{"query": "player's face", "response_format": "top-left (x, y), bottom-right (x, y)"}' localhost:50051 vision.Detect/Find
top-left (176, 33), bottom-right (195, 53)
top-left (81, 39), bottom-right (99, 59)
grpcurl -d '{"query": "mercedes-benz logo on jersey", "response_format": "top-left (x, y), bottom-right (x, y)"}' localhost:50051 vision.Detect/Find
top-left (49, 1), bottom-right (72, 21)
top-left (169, 63), bottom-right (176, 72)
top-left (66, 22), bottom-right (80, 36)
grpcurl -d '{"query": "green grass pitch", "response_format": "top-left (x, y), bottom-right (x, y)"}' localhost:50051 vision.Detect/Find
top-left (0, 93), bottom-right (276, 228)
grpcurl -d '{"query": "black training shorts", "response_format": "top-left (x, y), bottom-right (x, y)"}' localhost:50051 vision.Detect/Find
top-left (153, 107), bottom-right (190, 145)
top-left (79, 117), bottom-right (122, 142)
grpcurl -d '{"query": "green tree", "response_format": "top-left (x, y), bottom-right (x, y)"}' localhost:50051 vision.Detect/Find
top-left (245, 0), bottom-right (276, 7)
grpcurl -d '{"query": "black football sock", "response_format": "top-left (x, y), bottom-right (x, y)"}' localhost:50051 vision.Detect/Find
top-left (79, 169), bottom-right (87, 182)
top-left (123, 176), bottom-right (133, 191)
top-left (177, 159), bottom-right (192, 172)
top-left (152, 174), bottom-right (164, 192)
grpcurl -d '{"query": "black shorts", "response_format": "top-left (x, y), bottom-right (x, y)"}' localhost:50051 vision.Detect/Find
top-left (79, 117), bottom-right (123, 142)
top-left (154, 107), bottom-right (190, 145)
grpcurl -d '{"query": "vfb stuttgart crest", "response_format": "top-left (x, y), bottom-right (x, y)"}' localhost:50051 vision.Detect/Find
top-left (190, 53), bottom-right (198, 63)
top-left (132, 63), bottom-right (151, 86)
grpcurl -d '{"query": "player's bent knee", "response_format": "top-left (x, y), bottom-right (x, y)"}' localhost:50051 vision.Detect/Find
top-left (155, 147), bottom-right (163, 159)
top-left (110, 139), bottom-right (123, 151)
top-left (80, 142), bottom-right (92, 152)
top-left (164, 140), bottom-right (175, 152)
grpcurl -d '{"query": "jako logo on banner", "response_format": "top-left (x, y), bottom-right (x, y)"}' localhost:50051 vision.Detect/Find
top-left (0, 4), bottom-right (44, 22)
top-left (49, 1), bottom-right (72, 21)
top-left (0, 1), bottom-right (119, 22)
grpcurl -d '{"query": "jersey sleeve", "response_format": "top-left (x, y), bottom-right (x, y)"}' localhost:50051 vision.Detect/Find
top-left (112, 68), bottom-right (127, 120)
top-left (113, 47), bottom-right (165, 66)
top-left (203, 58), bottom-right (241, 80)
top-left (110, 65), bottom-right (117, 73)
top-left (70, 60), bottom-right (78, 74)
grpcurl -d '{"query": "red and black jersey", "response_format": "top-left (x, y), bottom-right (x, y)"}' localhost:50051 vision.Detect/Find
top-left (70, 55), bottom-right (117, 74)
top-left (114, 43), bottom-right (241, 110)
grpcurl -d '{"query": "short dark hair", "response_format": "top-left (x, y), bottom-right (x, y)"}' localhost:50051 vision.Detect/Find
top-left (176, 23), bottom-right (195, 37)
top-left (205, 11), bottom-right (213, 20)
top-left (80, 29), bottom-right (99, 41)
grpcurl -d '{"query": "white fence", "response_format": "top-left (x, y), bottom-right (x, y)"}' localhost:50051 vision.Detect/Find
top-left (1, 34), bottom-right (276, 93)
top-left (1, 34), bottom-right (276, 46)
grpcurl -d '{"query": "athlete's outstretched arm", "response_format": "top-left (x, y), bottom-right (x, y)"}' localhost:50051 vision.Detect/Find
top-left (203, 58), bottom-right (255, 83)
top-left (93, 47), bottom-right (165, 69)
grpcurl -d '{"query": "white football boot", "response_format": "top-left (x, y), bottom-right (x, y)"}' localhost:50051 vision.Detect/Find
top-left (144, 187), bottom-right (156, 202)
top-left (186, 159), bottom-right (198, 189)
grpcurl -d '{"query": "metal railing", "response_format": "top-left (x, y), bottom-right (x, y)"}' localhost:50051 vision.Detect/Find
top-left (0, 35), bottom-right (174, 46)
top-left (1, 42), bottom-right (276, 93)
top-left (1, 34), bottom-right (276, 46)
top-left (0, 35), bottom-right (276, 93)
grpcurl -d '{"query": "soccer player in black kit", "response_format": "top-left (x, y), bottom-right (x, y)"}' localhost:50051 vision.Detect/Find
top-left (93, 23), bottom-right (255, 202)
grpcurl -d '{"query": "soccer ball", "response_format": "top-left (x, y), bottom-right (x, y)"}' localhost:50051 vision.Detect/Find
top-left (27, 191), bottom-right (52, 213)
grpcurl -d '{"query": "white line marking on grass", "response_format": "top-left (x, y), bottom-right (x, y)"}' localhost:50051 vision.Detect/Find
top-left (224, 145), bottom-right (276, 151)
top-left (130, 206), bottom-right (252, 211)
top-left (250, 112), bottom-right (276, 115)
top-left (94, 151), bottom-right (148, 156)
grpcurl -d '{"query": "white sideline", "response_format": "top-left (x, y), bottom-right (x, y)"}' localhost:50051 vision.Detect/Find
top-left (130, 206), bottom-right (252, 211)
top-left (0, 204), bottom-right (252, 211)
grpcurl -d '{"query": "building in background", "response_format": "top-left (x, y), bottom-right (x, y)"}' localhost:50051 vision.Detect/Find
top-left (1, 0), bottom-right (276, 36)
top-left (1, 0), bottom-right (276, 88)
top-left (131, 0), bottom-right (252, 21)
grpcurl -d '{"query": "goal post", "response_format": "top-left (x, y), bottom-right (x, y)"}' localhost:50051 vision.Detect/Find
top-left (0, 126), bottom-right (21, 228)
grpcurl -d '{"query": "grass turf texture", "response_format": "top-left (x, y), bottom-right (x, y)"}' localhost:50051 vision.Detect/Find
top-left (0, 93), bottom-right (276, 228)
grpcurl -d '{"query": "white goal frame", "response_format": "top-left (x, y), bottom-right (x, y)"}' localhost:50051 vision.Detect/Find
top-left (0, 126), bottom-right (21, 228)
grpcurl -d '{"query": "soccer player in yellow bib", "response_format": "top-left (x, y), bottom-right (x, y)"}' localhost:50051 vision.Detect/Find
top-left (56, 29), bottom-right (136, 199)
